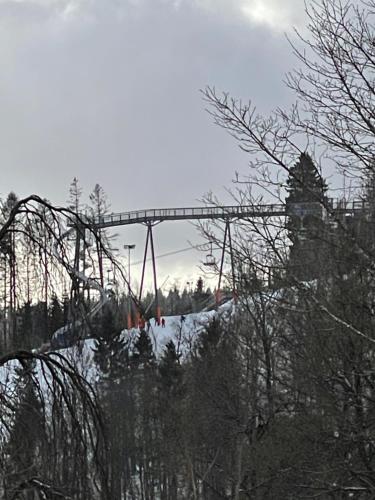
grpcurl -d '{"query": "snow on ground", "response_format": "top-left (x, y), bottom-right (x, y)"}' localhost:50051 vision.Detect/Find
top-left (0, 300), bottom-right (238, 444)
top-left (123, 300), bottom-right (234, 358)
top-left (0, 301), bottom-right (234, 396)
top-left (124, 310), bottom-right (215, 358)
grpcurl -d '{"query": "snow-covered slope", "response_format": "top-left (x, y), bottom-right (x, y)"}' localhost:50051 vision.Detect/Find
top-left (0, 300), bottom-right (234, 394)
top-left (127, 300), bottom-right (234, 356)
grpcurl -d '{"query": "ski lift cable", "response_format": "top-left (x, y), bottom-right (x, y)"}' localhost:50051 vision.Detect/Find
top-left (131, 243), bottom-right (215, 266)
top-left (144, 275), bottom-right (170, 315)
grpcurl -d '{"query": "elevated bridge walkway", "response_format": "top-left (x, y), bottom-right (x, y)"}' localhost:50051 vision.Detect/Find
top-left (82, 204), bottom-right (286, 229)
top-left (75, 199), bottom-right (369, 230)
top-left (61, 198), bottom-right (370, 332)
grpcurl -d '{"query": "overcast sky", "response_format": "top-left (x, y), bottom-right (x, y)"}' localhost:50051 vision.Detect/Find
top-left (0, 0), bottom-right (307, 290)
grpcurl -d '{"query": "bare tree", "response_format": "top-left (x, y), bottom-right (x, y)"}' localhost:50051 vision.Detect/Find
top-left (0, 195), bottom-right (111, 499)
top-left (197, 1), bottom-right (375, 496)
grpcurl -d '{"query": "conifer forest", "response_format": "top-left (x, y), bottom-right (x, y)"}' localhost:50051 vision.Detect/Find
top-left (2, 0), bottom-right (375, 498)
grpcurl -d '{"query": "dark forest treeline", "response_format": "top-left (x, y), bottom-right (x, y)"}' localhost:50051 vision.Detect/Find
top-left (0, 278), bottom-right (214, 353)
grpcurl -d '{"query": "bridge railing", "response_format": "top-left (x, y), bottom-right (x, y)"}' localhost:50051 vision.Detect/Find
top-left (329, 198), bottom-right (369, 213)
top-left (81, 204), bottom-right (286, 228)
top-left (71, 199), bottom-right (371, 229)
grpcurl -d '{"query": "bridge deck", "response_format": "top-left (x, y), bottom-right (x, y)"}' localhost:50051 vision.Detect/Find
top-left (72, 199), bottom-right (369, 229)
top-left (82, 204), bottom-right (287, 229)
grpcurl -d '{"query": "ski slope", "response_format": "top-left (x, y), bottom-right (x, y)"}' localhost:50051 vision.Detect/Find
top-left (0, 300), bottom-right (234, 396)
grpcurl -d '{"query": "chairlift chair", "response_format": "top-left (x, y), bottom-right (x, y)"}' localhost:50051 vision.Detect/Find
top-left (204, 253), bottom-right (216, 266)
top-left (204, 241), bottom-right (216, 267)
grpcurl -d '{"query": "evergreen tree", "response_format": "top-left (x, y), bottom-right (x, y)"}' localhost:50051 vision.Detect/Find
top-left (4, 361), bottom-right (47, 497)
top-left (166, 287), bottom-right (180, 315)
top-left (130, 329), bottom-right (157, 497)
top-left (67, 176), bottom-right (83, 213)
top-left (156, 340), bottom-right (184, 498)
top-left (19, 300), bottom-right (32, 350)
top-left (62, 293), bottom-right (70, 324)
top-left (180, 287), bottom-right (192, 314)
top-left (285, 153), bottom-right (329, 280)
top-left (196, 277), bottom-right (204, 294)
top-left (48, 294), bottom-right (63, 338)
top-left (1, 192), bottom-right (19, 344)
top-left (92, 304), bottom-right (130, 498)
top-left (192, 277), bottom-right (212, 311)
top-left (32, 302), bottom-right (49, 345)
top-left (158, 340), bottom-right (182, 396)
top-left (197, 318), bottom-right (222, 357)
top-left (132, 329), bottom-right (155, 368)
top-left (186, 319), bottom-right (242, 499)
top-left (93, 304), bottom-right (127, 379)
top-left (88, 184), bottom-right (116, 288)
top-left (286, 152), bottom-right (328, 205)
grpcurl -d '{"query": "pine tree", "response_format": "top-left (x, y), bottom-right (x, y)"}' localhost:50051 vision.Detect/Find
top-left (19, 300), bottom-right (32, 350)
top-left (67, 176), bottom-right (83, 213)
top-left (166, 287), bottom-right (180, 315)
top-left (91, 302), bottom-right (131, 498)
top-left (196, 277), bottom-right (204, 294)
top-left (88, 184), bottom-right (116, 288)
top-left (132, 329), bottom-right (155, 368)
top-left (93, 305), bottom-right (127, 379)
top-left (285, 153), bottom-right (329, 280)
top-left (187, 318), bottom-right (242, 499)
top-left (286, 152), bottom-right (328, 205)
top-left (4, 361), bottom-right (47, 496)
top-left (48, 294), bottom-right (63, 338)
top-left (156, 340), bottom-right (184, 498)
top-left (62, 293), bottom-right (70, 324)
top-left (197, 318), bottom-right (222, 358)
top-left (129, 329), bottom-right (157, 497)
top-left (1, 192), bottom-right (19, 343)
top-left (158, 340), bottom-right (182, 396)
top-left (192, 277), bottom-right (212, 311)
top-left (180, 287), bottom-right (192, 314)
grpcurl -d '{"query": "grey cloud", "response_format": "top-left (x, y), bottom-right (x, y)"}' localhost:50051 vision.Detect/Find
top-left (0, 0), bottom-right (304, 281)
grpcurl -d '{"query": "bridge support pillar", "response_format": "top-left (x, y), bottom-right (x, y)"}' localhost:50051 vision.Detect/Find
top-left (217, 219), bottom-right (237, 306)
top-left (139, 223), bottom-right (161, 325)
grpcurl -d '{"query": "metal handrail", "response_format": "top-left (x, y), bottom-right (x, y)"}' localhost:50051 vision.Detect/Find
top-left (74, 199), bottom-right (369, 229)
top-left (80, 204), bottom-right (287, 228)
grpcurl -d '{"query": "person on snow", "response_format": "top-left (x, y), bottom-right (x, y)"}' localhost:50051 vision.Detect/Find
top-left (161, 317), bottom-right (166, 328)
